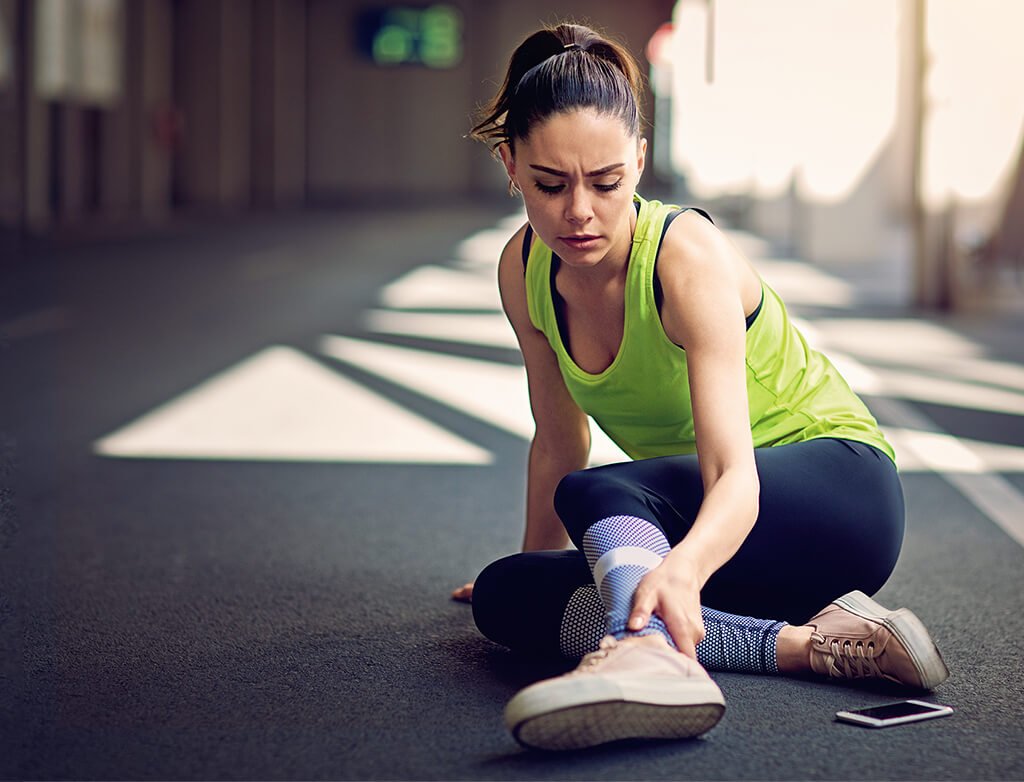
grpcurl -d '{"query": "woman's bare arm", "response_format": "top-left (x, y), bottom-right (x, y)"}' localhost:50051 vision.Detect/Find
top-left (627, 211), bottom-right (762, 654)
top-left (451, 225), bottom-right (590, 601)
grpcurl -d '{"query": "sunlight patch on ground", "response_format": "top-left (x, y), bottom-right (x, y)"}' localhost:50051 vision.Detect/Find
top-left (933, 357), bottom-right (1024, 395)
top-left (821, 351), bottom-right (885, 397)
top-left (377, 265), bottom-right (502, 311)
top-left (756, 259), bottom-right (855, 309)
top-left (93, 346), bottom-right (492, 464)
top-left (869, 396), bottom-right (1024, 548)
top-left (91, 208), bottom-right (1021, 543)
top-left (320, 335), bottom-right (533, 439)
top-left (795, 317), bottom-right (1024, 415)
top-left (884, 427), bottom-right (1024, 475)
top-left (318, 334), bottom-right (628, 466)
top-left (455, 219), bottom-right (524, 268)
top-left (364, 309), bottom-right (518, 349)
top-left (873, 369), bottom-right (1024, 417)
top-left (810, 319), bottom-right (983, 362)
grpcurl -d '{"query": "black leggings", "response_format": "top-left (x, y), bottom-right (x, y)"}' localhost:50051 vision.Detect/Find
top-left (473, 438), bottom-right (905, 659)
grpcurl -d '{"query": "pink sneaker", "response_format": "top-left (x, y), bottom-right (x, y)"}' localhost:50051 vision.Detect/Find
top-left (504, 636), bottom-right (726, 751)
top-left (808, 591), bottom-right (949, 690)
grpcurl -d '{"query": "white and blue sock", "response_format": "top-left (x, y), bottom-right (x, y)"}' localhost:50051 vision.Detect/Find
top-left (559, 586), bottom-right (786, 673)
top-left (579, 515), bottom-right (676, 647)
top-left (697, 607), bottom-right (786, 674)
top-left (563, 515), bottom-right (787, 674)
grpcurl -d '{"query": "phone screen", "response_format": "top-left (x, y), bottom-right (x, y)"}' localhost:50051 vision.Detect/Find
top-left (852, 701), bottom-right (944, 720)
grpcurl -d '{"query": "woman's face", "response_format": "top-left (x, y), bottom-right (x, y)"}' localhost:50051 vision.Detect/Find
top-left (501, 109), bottom-right (646, 269)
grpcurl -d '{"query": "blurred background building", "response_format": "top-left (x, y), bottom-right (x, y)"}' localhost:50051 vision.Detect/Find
top-left (1, 0), bottom-right (1022, 310)
top-left (667, 0), bottom-right (1024, 310)
top-left (0, 0), bottom-right (672, 226)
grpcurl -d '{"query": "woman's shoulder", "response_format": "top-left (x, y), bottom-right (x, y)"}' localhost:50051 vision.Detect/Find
top-left (498, 222), bottom-right (553, 345)
top-left (657, 207), bottom-right (731, 280)
top-left (654, 206), bottom-right (764, 335)
top-left (499, 221), bottom-right (532, 274)
top-left (498, 222), bottom-right (534, 321)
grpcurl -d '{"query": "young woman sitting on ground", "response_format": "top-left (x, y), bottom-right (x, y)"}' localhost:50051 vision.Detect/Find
top-left (454, 21), bottom-right (948, 752)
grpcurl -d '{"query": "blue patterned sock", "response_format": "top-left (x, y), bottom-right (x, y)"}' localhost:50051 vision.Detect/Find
top-left (580, 515), bottom-right (676, 648)
top-left (696, 607), bottom-right (786, 674)
top-left (558, 585), bottom-right (786, 674)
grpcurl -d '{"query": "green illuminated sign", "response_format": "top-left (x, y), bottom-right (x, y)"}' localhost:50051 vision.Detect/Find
top-left (357, 5), bottom-right (463, 69)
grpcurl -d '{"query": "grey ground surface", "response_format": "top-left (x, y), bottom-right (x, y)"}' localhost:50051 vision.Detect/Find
top-left (2, 202), bottom-right (1023, 780)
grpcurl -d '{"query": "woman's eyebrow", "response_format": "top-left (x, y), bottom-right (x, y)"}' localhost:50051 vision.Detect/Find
top-left (529, 163), bottom-right (625, 177)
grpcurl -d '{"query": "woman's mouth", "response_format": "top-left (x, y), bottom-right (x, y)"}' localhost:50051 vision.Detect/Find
top-left (560, 235), bottom-right (600, 250)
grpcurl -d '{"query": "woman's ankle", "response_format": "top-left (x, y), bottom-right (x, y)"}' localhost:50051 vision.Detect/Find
top-left (775, 625), bottom-right (814, 673)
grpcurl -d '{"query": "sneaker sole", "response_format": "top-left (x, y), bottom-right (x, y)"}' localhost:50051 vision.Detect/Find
top-left (833, 590), bottom-right (950, 689)
top-left (511, 699), bottom-right (725, 751)
top-left (505, 677), bottom-right (725, 751)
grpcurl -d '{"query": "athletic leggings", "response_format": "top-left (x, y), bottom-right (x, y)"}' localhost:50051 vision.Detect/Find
top-left (472, 438), bottom-right (904, 664)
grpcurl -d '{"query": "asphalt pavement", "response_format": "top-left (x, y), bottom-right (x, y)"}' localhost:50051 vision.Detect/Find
top-left (1, 200), bottom-right (1023, 780)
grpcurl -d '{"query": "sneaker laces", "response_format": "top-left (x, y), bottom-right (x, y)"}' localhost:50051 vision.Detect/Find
top-left (812, 631), bottom-right (889, 681)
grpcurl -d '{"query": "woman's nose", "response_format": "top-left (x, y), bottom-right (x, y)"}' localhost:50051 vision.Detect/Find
top-left (564, 186), bottom-right (594, 224)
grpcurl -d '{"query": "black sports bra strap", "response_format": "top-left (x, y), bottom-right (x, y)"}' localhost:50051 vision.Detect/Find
top-left (660, 206), bottom-right (714, 244)
top-left (685, 206), bottom-right (714, 224)
top-left (657, 206), bottom-right (714, 257)
top-left (654, 206), bottom-right (761, 330)
top-left (522, 225), bottom-right (534, 273)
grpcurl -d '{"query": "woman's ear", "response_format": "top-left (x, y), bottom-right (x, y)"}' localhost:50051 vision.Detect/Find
top-left (498, 143), bottom-right (517, 187)
top-left (636, 137), bottom-right (648, 183)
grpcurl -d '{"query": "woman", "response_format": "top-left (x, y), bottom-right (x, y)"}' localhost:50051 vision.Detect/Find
top-left (456, 22), bottom-right (948, 752)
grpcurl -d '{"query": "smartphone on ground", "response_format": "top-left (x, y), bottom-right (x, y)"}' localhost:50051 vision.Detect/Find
top-left (835, 700), bottom-right (953, 728)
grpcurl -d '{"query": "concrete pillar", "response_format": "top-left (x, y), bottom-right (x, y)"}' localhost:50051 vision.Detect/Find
top-left (22, 88), bottom-right (49, 230)
top-left (251, 0), bottom-right (275, 207)
top-left (219, 0), bottom-right (251, 207)
top-left (175, 0), bottom-right (251, 210)
top-left (58, 104), bottom-right (87, 221)
top-left (175, 0), bottom-right (219, 206)
top-left (22, 0), bottom-right (51, 232)
top-left (272, 0), bottom-right (306, 205)
top-left (98, 0), bottom-right (138, 217)
top-left (0, 0), bottom-right (22, 228)
top-left (139, 0), bottom-right (173, 220)
top-left (252, 0), bottom-right (306, 207)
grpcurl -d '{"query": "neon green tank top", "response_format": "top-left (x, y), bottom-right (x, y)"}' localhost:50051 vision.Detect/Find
top-left (525, 194), bottom-right (895, 463)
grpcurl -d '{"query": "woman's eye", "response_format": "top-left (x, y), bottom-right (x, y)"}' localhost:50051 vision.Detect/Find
top-left (534, 182), bottom-right (564, 194)
top-left (533, 180), bottom-right (623, 195)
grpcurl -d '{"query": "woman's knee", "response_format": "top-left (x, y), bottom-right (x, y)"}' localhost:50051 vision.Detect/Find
top-left (823, 451), bottom-right (906, 593)
top-left (471, 550), bottom-right (591, 656)
top-left (471, 554), bottom-right (520, 647)
top-left (553, 466), bottom-right (647, 541)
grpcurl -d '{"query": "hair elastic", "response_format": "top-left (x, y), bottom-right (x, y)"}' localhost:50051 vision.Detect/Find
top-left (563, 43), bottom-right (582, 51)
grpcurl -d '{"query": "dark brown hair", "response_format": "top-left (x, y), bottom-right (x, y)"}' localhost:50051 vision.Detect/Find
top-left (470, 23), bottom-right (644, 152)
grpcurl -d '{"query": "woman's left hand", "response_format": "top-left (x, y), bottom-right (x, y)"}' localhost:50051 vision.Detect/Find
top-left (628, 559), bottom-right (705, 658)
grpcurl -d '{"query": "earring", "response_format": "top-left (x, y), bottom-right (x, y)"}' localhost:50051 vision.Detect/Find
top-left (508, 179), bottom-right (521, 196)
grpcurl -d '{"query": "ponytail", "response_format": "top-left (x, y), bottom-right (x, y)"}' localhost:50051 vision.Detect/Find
top-left (470, 23), bottom-right (644, 151)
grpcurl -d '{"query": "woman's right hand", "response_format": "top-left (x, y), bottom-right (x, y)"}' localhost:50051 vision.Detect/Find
top-left (628, 556), bottom-right (706, 659)
top-left (451, 582), bottom-right (474, 603)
